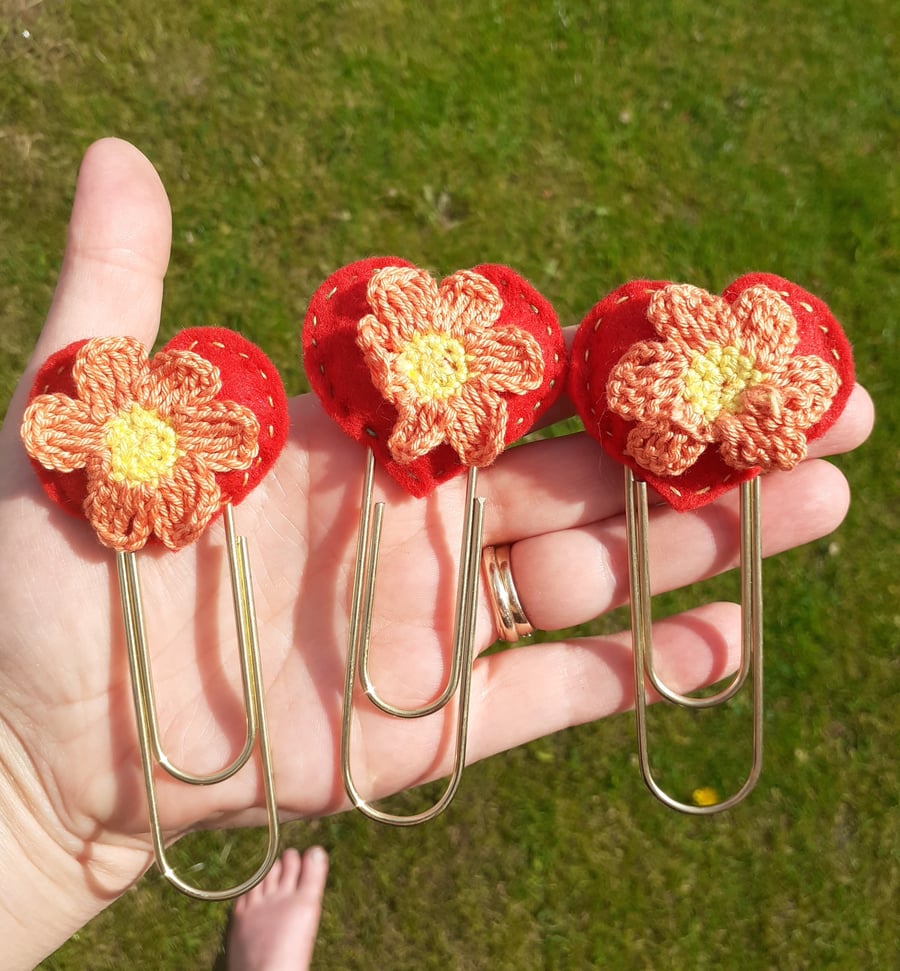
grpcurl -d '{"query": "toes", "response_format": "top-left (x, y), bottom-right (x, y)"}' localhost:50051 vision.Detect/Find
top-left (299, 846), bottom-right (329, 897)
top-left (277, 847), bottom-right (304, 890)
top-left (255, 855), bottom-right (283, 901)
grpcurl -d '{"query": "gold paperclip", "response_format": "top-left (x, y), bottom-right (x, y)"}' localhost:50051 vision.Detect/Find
top-left (118, 505), bottom-right (280, 898)
top-left (302, 258), bottom-right (567, 824)
top-left (568, 275), bottom-right (855, 816)
top-left (21, 329), bottom-right (289, 898)
top-left (625, 469), bottom-right (763, 815)
top-left (340, 449), bottom-right (485, 825)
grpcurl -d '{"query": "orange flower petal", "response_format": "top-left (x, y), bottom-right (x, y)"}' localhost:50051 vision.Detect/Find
top-left (357, 311), bottom-right (401, 398)
top-left (142, 348), bottom-right (222, 416)
top-left (625, 421), bottom-right (708, 477)
top-left (83, 471), bottom-right (155, 553)
top-left (171, 401), bottom-right (260, 472)
top-left (356, 264), bottom-right (556, 471)
top-left (712, 349), bottom-right (840, 473)
top-left (436, 270), bottom-right (503, 339)
top-left (151, 454), bottom-right (223, 550)
top-left (777, 354), bottom-right (841, 424)
top-left (729, 285), bottom-right (799, 372)
top-left (387, 399), bottom-right (448, 464)
top-left (444, 383), bottom-right (508, 467)
top-left (466, 325), bottom-right (544, 393)
top-left (21, 395), bottom-right (105, 472)
top-left (648, 284), bottom-right (740, 352)
top-left (607, 340), bottom-right (708, 432)
top-left (73, 337), bottom-right (149, 421)
top-left (716, 405), bottom-right (810, 472)
top-left (366, 266), bottom-right (440, 345)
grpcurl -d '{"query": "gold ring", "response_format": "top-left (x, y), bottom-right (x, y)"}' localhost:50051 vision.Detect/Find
top-left (481, 544), bottom-right (535, 643)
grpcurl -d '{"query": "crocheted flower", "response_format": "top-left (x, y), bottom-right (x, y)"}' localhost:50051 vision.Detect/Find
top-left (356, 265), bottom-right (545, 467)
top-left (303, 258), bottom-right (566, 498)
top-left (606, 283), bottom-right (842, 476)
top-left (22, 336), bottom-right (261, 552)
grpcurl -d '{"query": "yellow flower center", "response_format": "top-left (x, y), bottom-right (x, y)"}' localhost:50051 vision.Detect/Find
top-left (682, 344), bottom-right (763, 422)
top-left (106, 404), bottom-right (181, 485)
top-left (396, 332), bottom-right (470, 401)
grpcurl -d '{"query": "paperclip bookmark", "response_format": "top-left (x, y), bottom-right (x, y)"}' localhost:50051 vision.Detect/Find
top-left (568, 274), bottom-right (854, 814)
top-left (303, 257), bottom-right (566, 824)
top-left (21, 328), bottom-right (289, 898)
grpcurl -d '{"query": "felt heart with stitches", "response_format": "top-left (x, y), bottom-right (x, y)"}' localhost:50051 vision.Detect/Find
top-left (21, 327), bottom-right (289, 551)
top-left (303, 256), bottom-right (566, 498)
top-left (568, 273), bottom-right (855, 511)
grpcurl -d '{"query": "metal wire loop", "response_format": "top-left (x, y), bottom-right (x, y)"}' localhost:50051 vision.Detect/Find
top-left (625, 469), bottom-right (764, 815)
top-left (117, 504), bottom-right (280, 899)
top-left (340, 448), bottom-right (484, 825)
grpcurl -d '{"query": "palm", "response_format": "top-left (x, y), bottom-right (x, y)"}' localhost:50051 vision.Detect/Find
top-left (0, 387), bottom-right (582, 840)
top-left (0, 139), bottom-right (873, 870)
top-left (0, 390), bottom-right (488, 836)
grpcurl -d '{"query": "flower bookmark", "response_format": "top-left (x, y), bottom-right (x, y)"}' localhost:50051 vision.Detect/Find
top-left (569, 275), bottom-right (854, 813)
top-left (21, 328), bottom-right (290, 898)
top-left (303, 257), bottom-right (566, 824)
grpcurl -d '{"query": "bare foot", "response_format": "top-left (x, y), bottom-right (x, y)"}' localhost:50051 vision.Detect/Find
top-left (227, 847), bottom-right (329, 971)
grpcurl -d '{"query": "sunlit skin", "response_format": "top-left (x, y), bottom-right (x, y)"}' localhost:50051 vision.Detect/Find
top-left (0, 139), bottom-right (874, 971)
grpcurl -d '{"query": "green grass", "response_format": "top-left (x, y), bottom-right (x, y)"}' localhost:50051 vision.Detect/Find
top-left (1, 0), bottom-right (897, 967)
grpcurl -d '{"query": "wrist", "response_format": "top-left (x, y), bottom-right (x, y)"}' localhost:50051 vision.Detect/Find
top-left (0, 720), bottom-right (150, 970)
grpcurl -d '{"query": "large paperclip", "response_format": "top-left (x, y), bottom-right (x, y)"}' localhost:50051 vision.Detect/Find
top-left (21, 328), bottom-right (290, 896)
top-left (341, 449), bottom-right (484, 825)
top-left (569, 274), bottom-right (855, 813)
top-left (303, 257), bottom-right (565, 824)
top-left (626, 470), bottom-right (763, 814)
top-left (117, 504), bottom-right (280, 896)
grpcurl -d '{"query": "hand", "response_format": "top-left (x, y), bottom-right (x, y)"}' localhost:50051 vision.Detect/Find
top-left (0, 139), bottom-right (874, 966)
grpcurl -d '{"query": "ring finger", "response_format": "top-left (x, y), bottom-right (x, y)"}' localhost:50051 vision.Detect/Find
top-left (478, 455), bottom-right (850, 641)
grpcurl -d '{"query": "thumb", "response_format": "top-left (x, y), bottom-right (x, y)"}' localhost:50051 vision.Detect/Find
top-left (10, 138), bottom-right (172, 418)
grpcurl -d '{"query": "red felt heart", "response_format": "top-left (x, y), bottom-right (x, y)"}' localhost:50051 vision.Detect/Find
top-left (302, 257), bottom-right (566, 498)
top-left (568, 274), bottom-right (854, 511)
top-left (164, 328), bottom-right (290, 503)
top-left (25, 327), bottom-right (289, 542)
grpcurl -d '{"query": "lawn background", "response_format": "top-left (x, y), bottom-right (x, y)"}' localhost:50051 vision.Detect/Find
top-left (1, 0), bottom-right (897, 968)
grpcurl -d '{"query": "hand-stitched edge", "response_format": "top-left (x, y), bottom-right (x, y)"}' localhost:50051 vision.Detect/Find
top-left (22, 328), bottom-right (289, 551)
top-left (302, 257), bottom-right (566, 498)
top-left (569, 275), bottom-right (854, 511)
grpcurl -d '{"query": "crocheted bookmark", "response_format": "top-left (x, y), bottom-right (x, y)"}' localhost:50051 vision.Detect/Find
top-left (568, 274), bottom-right (855, 510)
top-left (21, 327), bottom-right (290, 551)
top-left (302, 257), bottom-right (566, 495)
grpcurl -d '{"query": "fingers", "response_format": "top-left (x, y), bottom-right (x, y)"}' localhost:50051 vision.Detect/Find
top-left (480, 382), bottom-right (874, 546)
top-left (14, 139), bottom-right (172, 409)
top-left (475, 384), bottom-right (872, 632)
top-left (350, 602), bottom-right (741, 802)
top-left (802, 383), bottom-right (875, 458)
top-left (509, 457), bottom-right (848, 630)
top-left (467, 603), bottom-right (741, 764)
